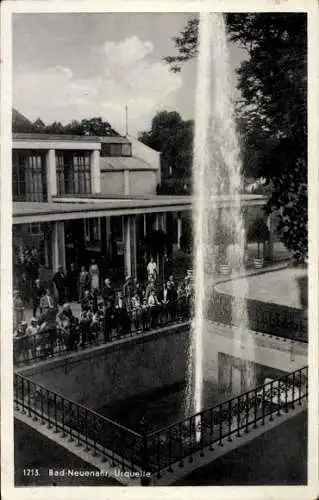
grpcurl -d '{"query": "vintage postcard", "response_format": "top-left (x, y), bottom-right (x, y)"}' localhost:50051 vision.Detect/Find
top-left (1, 0), bottom-right (318, 499)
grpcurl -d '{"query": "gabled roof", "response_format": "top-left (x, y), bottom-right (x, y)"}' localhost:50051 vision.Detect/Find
top-left (100, 156), bottom-right (158, 171)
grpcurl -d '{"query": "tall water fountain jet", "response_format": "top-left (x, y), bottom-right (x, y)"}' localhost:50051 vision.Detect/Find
top-left (187, 12), bottom-right (256, 418)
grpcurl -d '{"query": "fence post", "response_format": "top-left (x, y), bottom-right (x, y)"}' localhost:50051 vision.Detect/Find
top-left (140, 417), bottom-right (150, 486)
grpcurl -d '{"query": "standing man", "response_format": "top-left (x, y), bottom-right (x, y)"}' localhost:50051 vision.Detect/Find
top-left (13, 289), bottom-right (24, 330)
top-left (39, 289), bottom-right (55, 316)
top-left (102, 278), bottom-right (115, 307)
top-left (67, 263), bottom-right (78, 302)
top-left (53, 266), bottom-right (66, 306)
top-left (145, 277), bottom-right (156, 301)
top-left (122, 276), bottom-right (133, 311)
top-left (32, 278), bottom-right (45, 318)
top-left (167, 280), bottom-right (178, 320)
top-left (78, 266), bottom-right (89, 302)
top-left (103, 299), bottom-right (114, 342)
top-left (133, 278), bottom-right (144, 303)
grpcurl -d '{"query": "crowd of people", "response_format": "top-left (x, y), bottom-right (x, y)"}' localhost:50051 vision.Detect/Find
top-left (13, 258), bottom-right (194, 362)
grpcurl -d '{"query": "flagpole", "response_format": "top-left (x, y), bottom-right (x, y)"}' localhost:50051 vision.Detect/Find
top-left (125, 104), bottom-right (128, 136)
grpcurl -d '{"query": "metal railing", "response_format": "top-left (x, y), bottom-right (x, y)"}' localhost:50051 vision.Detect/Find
top-left (13, 303), bottom-right (192, 366)
top-left (14, 373), bottom-right (145, 472)
top-left (145, 366), bottom-right (308, 477)
top-left (210, 290), bottom-right (308, 343)
top-left (14, 288), bottom-right (307, 368)
top-left (14, 366), bottom-right (308, 480)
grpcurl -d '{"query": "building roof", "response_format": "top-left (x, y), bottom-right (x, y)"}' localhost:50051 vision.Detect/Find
top-left (13, 132), bottom-right (103, 143)
top-left (100, 156), bottom-right (158, 171)
top-left (13, 198), bottom-right (191, 224)
top-left (12, 133), bottom-right (132, 144)
top-left (53, 193), bottom-right (164, 200)
top-left (13, 194), bottom-right (267, 224)
top-left (100, 136), bottom-right (130, 144)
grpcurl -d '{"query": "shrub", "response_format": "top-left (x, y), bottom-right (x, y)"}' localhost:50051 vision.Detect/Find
top-left (247, 218), bottom-right (270, 258)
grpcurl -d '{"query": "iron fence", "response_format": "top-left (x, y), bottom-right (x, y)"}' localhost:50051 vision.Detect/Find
top-left (13, 303), bottom-right (192, 366)
top-left (14, 289), bottom-right (307, 367)
top-left (145, 366), bottom-right (308, 477)
top-left (210, 290), bottom-right (307, 343)
top-left (14, 366), bottom-right (308, 481)
top-left (14, 373), bottom-right (144, 472)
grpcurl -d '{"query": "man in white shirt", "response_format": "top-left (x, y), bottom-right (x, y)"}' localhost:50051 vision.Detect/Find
top-left (147, 291), bottom-right (160, 328)
top-left (147, 257), bottom-right (157, 281)
top-left (26, 318), bottom-right (39, 359)
top-left (39, 289), bottom-right (55, 314)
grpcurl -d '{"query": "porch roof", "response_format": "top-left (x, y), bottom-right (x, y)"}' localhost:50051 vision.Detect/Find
top-left (12, 194), bottom-right (267, 224)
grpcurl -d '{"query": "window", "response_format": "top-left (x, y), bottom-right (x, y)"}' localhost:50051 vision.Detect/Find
top-left (56, 151), bottom-right (91, 195)
top-left (84, 218), bottom-right (101, 244)
top-left (28, 222), bottom-right (42, 235)
top-left (26, 223), bottom-right (46, 265)
top-left (100, 142), bottom-right (132, 157)
top-left (110, 215), bottom-right (123, 240)
top-left (121, 143), bottom-right (131, 156)
top-left (12, 151), bottom-right (47, 202)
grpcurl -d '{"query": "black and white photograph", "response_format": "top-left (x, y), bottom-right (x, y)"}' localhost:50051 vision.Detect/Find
top-left (1, 0), bottom-right (318, 497)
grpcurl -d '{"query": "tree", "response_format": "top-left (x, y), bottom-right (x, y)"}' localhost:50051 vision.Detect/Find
top-left (44, 117), bottom-right (119, 136)
top-left (164, 14), bottom-right (307, 261)
top-left (62, 120), bottom-right (83, 135)
top-left (33, 118), bottom-right (46, 132)
top-left (79, 117), bottom-right (118, 136)
top-left (13, 113), bottom-right (120, 137)
top-left (139, 110), bottom-right (194, 180)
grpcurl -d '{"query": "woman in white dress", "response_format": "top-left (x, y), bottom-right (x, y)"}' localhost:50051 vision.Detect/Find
top-left (89, 259), bottom-right (100, 292)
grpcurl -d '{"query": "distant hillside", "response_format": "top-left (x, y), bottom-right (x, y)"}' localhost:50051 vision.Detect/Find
top-left (12, 108), bottom-right (35, 132)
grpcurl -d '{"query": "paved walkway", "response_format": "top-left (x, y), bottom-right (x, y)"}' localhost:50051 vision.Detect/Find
top-left (216, 267), bottom-right (307, 309)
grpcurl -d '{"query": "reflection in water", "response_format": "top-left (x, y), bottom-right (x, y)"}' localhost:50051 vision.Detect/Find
top-left (98, 357), bottom-right (287, 433)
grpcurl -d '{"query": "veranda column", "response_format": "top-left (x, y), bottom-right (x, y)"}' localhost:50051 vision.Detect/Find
top-left (91, 150), bottom-right (100, 194)
top-left (106, 217), bottom-right (111, 245)
top-left (58, 221), bottom-right (66, 271)
top-left (124, 215), bottom-right (132, 277)
top-left (52, 221), bottom-right (66, 272)
top-left (160, 212), bottom-right (167, 280)
top-left (130, 215), bottom-right (137, 278)
top-left (159, 212), bottom-right (166, 232)
top-left (143, 214), bottom-right (147, 237)
top-left (52, 222), bottom-right (59, 273)
top-left (44, 238), bottom-right (49, 268)
top-left (154, 214), bottom-right (160, 271)
top-left (154, 214), bottom-right (159, 231)
top-left (177, 213), bottom-right (182, 249)
top-left (46, 149), bottom-right (57, 202)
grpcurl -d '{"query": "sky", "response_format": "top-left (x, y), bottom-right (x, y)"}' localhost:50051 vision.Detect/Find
top-left (13, 13), bottom-right (247, 137)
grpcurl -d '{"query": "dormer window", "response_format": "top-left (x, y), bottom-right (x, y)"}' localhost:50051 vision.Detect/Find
top-left (100, 142), bottom-right (132, 157)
